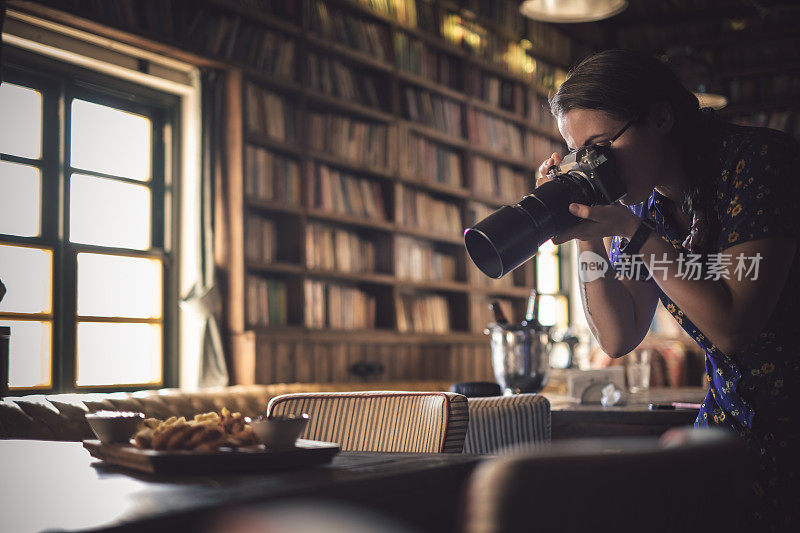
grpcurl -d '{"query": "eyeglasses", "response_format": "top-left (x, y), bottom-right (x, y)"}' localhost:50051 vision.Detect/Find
top-left (568, 117), bottom-right (636, 154)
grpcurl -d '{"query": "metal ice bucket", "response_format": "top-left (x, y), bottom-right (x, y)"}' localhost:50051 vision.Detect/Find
top-left (487, 323), bottom-right (554, 394)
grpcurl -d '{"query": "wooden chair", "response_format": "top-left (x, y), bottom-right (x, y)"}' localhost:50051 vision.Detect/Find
top-left (267, 391), bottom-right (469, 453)
top-left (463, 394), bottom-right (551, 454)
top-left (462, 427), bottom-right (750, 533)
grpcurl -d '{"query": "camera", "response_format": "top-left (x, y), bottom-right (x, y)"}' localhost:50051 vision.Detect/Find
top-left (464, 144), bottom-right (626, 278)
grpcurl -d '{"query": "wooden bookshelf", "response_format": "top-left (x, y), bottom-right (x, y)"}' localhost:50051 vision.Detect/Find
top-left (593, 0), bottom-right (800, 142)
top-left (16, 0), bottom-right (575, 384)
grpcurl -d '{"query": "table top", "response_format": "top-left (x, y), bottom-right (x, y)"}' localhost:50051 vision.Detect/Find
top-left (543, 386), bottom-right (707, 411)
top-left (0, 440), bottom-right (481, 533)
top-left (544, 387), bottom-right (708, 440)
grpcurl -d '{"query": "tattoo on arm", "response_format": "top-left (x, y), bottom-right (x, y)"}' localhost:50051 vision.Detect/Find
top-left (581, 281), bottom-right (592, 317)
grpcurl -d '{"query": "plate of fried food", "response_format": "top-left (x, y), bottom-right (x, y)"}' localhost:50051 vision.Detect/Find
top-left (133, 408), bottom-right (257, 452)
top-left (83, 408), bottom-right (339, 475)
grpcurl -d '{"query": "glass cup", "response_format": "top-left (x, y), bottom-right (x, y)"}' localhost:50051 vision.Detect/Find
top-left (626, 349), bottom-right (651, 393)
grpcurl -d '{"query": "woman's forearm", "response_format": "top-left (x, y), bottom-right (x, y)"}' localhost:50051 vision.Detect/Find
top-left (634, 233), bottom-right (751, 354)
top-left (576, 239), bottom-right (655, 356)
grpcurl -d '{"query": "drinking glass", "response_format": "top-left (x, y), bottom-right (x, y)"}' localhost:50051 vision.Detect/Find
top-left (626, 349), bottom-right (651, 393)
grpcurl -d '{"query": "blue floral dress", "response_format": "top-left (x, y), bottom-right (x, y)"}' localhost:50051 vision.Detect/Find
top-left (609, 121), bottom-right (800, 530)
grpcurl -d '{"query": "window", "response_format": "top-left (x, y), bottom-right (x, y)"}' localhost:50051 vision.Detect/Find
top-left (0, 48), bottom-right (178, 392)
top-left (536, 239), bottom-right (569, 329)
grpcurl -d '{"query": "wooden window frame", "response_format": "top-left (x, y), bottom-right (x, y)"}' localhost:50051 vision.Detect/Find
top-left (1, 46), bottom-right (180, 394)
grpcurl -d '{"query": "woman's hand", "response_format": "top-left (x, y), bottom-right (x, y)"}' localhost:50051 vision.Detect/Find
top-left (536, 151), bottom-right (563, 187)
top-left (562, 203), bottom-right (641, 244)
top-left (536, 152), bottom-right (640, 245)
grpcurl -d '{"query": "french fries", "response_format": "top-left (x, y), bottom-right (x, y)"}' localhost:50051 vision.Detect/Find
top-left (132, 407), bottom-right (257, 452)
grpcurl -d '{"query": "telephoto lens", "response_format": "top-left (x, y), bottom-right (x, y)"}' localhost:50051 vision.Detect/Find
top-left (464, 144), bottom-right (626, 278)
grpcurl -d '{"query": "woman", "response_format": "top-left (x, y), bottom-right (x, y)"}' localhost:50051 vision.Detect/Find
top-left (538, 49), bottom-right (798, 530)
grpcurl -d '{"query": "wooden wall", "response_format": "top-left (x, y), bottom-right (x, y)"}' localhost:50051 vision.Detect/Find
top-left (232, 333), bottom-right (494, 385)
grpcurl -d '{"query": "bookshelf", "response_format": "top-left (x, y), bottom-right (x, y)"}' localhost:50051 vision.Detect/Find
top-left (13, 0), bottom-right (575, 384)
top-left (587, 0), bottom-right (800, 141)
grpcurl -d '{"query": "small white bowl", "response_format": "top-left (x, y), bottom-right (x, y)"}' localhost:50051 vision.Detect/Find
top-left (251, 414), bottom-right (309, 449)
top-left (86, 411), bottom-right (144, 444)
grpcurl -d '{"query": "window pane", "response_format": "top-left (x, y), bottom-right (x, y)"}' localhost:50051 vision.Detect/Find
top-left (0, 160), bottom-right (41, 237)
top-left (70, 99), bottom-right (151, 181)
top-left (77, 253), bottom-right (162, 319)
top-left (1, 320), bottom-right (52, 389)
top-left (539, 239), bottom-right (557, 254)
top-left (538, 295), bottom-right (568, 328)
top-left (0, 245), bottom-right (52, 314)
top-left (536, 252), bottom-right (560, 294)
top-left (0, 83), bottom-right (42, 159)
top-left (76, 322), bottom-right (161, 387)
top-left (69, 173), bottom-right (151, 249)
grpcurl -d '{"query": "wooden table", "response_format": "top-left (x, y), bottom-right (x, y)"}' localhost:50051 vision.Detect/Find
top-left (546, 386), bottom-right (708, 440)
top-left (0, 440), bottom-right (482, 533)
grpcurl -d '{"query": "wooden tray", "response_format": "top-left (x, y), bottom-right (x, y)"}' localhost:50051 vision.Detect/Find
top-left (83, 439), bottom-right (340, 475)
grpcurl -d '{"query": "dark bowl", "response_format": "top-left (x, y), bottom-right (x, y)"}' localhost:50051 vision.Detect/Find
top-left (85, 411), bottom-right (145, 444)
top-left (251, 414), bottom-right (310, 449)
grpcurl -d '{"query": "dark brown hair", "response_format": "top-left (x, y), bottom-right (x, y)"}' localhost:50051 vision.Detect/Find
top-left (549, 49), bottom-right (720, 252)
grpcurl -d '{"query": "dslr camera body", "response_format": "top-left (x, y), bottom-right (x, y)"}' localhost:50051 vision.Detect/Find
top-left (464, 144), bottom-right (626, 278)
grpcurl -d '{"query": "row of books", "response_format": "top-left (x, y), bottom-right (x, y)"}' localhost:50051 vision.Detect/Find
top-left (307, 53), bottom-right (386, 111)
top-left (732, 110), bottom-right (800, 140)
top-left (305, 223), bottom-right (376, 274)
top-left (306, 162), bottom-right (388, 220)
top-left (462, 0), bottom-right (525, 37)
top-left (244, 214), bottom-right (277, 263)
top-left (310, 1), bottom-right (392, 61)
top-left (399, 132), bottom-right (463, 187)
top-left (245, 83), bottom-right (297, 141)
top-left (616, 19), bottom-right (722, 51)
top-left (307, 112), bottom-right (394, 169)
top-left (47, 1), bottom-right (298, 77)
top-left (465, 200), bottom-right (495, 227)
top-left (227, 0), bottom-right (299, 19)
top-left (470, 156), bottom-right (531, 203)
top-left (467, 70), bottom-right (525, 114)
top-left (473, 297), bottom-right (515, 331)
top-left (529, 93), bottom-right (559, 134)
top-left (304, 280), bottom-right (377, 329)
top-left (532, 60), bottom-right (568, 94)
top-left (526, 20), bottom-right (572, 66)
top-left (395, 32), bottom-right (460, 89)
top-left (530, 136), bottom-right (565, 168)
top-left (50, 0), bottom-right (569, 93)
top-left (186, 9), bottom-right (295, 75)
top-left (244, 146), bottom-right (301, 204)
top-left (396, 292), bottom-right (450, 333)
top-left (726, 75), bottom-right (800, 104)
top-left (53, 0), bottom-right (182, 40)
top-left (395, 236), bottom-right (457, 282)
top-left (351, 0), bottom-right (436, 30)
top-left (403, 86), bottom-right (464, 138)
top-left (245, 275), bottom-right (287, 327)
top-left (469, 262), bottom-right (517, 288)
top-left (396, 186), bottom-right (462, 237)
top-left (466, 108), bottom-right (532, 159)
top-left (716, 41), bottom-right (798, 71)
top-left (441, 12), bottom-right (490, 58)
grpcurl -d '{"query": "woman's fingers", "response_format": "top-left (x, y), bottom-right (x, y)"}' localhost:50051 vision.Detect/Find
top-left (568, 203), bottom-right (594, 220)
top-left (537, 152), bottom-right (563, 186)
top-left (552, 220), bottom-right (599, 244)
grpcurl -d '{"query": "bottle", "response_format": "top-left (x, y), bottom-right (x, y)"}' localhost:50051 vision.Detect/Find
top-left (521, 289), bottom-right (541, 329)
top-left (489, 300), bottom-right (509, 324)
